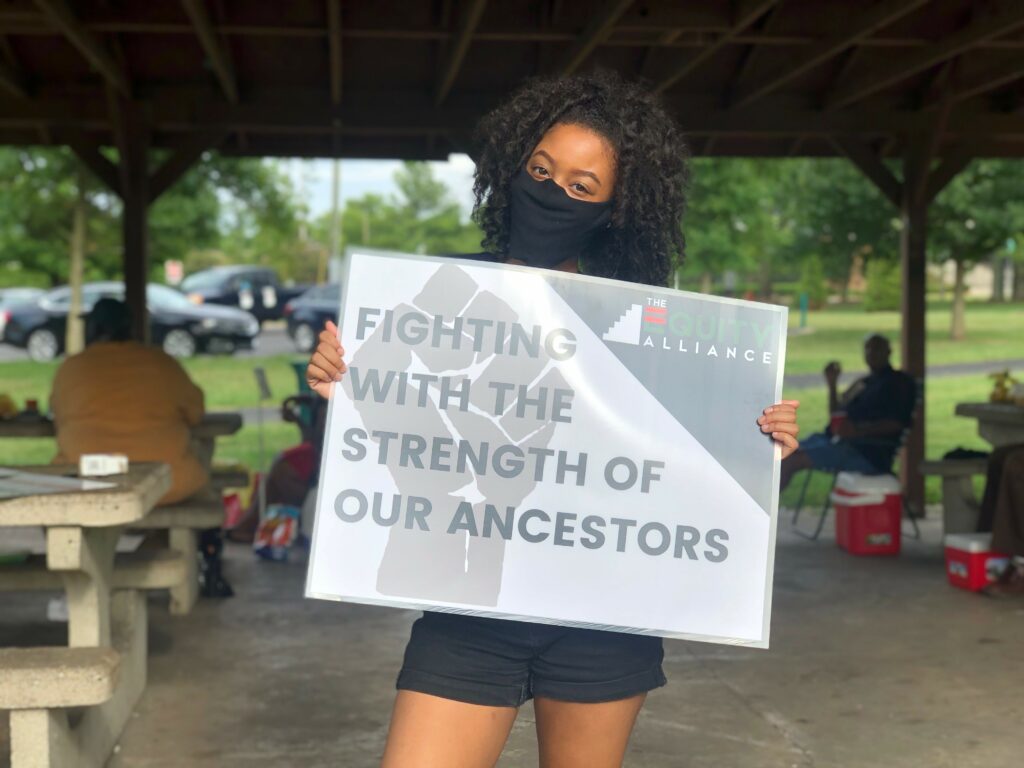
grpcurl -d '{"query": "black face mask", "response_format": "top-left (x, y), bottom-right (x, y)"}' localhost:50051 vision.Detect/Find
top-left (507, 169), bottom-right (612, 269)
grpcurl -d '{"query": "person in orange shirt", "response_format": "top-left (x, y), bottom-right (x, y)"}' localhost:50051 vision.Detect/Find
top-left (50, 298), bottom-right (208, 505)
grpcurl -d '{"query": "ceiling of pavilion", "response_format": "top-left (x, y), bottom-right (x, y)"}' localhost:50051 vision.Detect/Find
top-left (0, 0), bottom-right (1022, 160)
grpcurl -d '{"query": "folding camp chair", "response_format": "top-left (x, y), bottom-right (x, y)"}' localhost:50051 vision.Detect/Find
top-left (791, 379), bottom-right (923, 542)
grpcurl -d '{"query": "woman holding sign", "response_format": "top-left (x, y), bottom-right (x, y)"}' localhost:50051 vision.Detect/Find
top-left (307, 71), bottom-right (801, 768)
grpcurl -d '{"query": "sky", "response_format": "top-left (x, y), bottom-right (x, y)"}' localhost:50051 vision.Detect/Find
top-left (281, 154), bottom-right (477, 220)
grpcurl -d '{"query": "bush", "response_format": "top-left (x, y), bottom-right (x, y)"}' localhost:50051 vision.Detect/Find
top-left (799, 255), bottom-right (827, 309)
top-left (863, 259), bottom-right (901, 311)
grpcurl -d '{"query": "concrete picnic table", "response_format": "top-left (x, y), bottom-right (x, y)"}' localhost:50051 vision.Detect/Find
top-left (0, 462), bottom-right (170, 768)
top-left (955, 402), bottom-right (1024, 448)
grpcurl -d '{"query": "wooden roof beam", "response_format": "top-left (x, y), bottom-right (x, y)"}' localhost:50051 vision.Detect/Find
top-left (327, 0), bottom-right (343, 106)
top-left (831, 137), bottom-right (902, 207)
top-left (67, 135), bottom-right (120, 194)
top-left (557, 0), bottom-right (634, 76)
top-left (181, 0), bottom-right (238, 103)
top-left (926, 143), bottom-right (973, 203)
top-left (33, 0), bottom-right (130, 98)
top-left (730, 0), bottom-right (929, 110)
top-left (149, 130), bottom-right (227, 203)
top-left (655, 0), bottom-right (776, 93)
top-left (928, 58), bottom-right (1024, 108)
top-left (435, 0), bottom-right (487, 106)
top-left (0, 58), bottom-right (28, 99)
top-left (725, 2), bottom-right (787, 107)
top-left (825, 2), bottom-right (1024, 111)
top-left (0, 36), bottom-right (29, 99)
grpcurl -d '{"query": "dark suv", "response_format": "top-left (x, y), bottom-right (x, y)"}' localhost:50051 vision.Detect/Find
top-left (283, 283), bottom-right (341, 352)
top-left (180, 266), bottom-right (308, 324)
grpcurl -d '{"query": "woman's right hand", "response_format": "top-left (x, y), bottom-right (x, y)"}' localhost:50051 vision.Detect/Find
top-left (306, 320), bottom-right (347, 399)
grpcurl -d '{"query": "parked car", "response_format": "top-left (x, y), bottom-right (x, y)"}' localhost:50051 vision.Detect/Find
top-left (180, 266), bottom-right (309, 324)
top-left (1, 282), bottom-right (260, 361)
top-left (283, 283), bottom-right (341, 352)
top-left (0, 287), bottom-right (45, 340)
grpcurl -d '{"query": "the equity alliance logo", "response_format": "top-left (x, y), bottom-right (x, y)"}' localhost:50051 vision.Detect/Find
top-left (602, 298), bottom-right (776, 366)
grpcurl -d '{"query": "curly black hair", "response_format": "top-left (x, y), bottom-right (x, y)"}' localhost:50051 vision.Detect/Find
top-left (472, 70), bottom-right (689, 287)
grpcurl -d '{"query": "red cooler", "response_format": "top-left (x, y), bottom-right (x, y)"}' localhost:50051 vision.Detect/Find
top-left (830, 472), bottom-right (902, 556)
top-left (943, 533), bottom-right (1009, 592)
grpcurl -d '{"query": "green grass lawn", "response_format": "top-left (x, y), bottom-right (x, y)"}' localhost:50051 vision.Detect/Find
top-left (0, 353), bottom-right (310, 469)
top-left (0, 352), bottom-right (308, 413)
top-left (786, 300), bottom-right (1024, 376)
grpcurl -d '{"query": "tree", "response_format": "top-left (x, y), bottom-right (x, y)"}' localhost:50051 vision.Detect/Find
top-left (171, 155), bottom-right (301, 280)
top-left (930, 160), bottom-right (1024, 339)
top-left (789, 159), bottom-right (900, 300)
top-left (311, 161), bottom-right (482, 261)
top-left (0, 148), bottom-right (119, 286)
top-left (863, 258), bottom-right (901, 312)
top-left (0, 147), bottom-right (301, 287)
top-left (683, 159), bottom-right (793, 295)
top-left (799, 254), bottom-right (827, 309)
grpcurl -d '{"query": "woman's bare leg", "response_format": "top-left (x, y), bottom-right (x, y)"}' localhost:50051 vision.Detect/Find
top-left (534, 694), bottom-right (646, 768)
top-left (380, 690), bottom-right (518, 768)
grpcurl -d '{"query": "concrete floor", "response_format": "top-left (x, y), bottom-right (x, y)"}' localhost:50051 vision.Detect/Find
top-left (2, 518), bottom-right (1023, 768)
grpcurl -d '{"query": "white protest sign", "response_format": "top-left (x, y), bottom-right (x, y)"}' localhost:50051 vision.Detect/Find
top-left (306, 249), bottom-right (788, 647)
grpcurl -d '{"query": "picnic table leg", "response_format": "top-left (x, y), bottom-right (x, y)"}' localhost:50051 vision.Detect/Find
top-left (10, 710), bottom-right (75, 768)
top-left (46, 527), bottom-right (119, 647)
top-left (941, 475), bottom-right (980, 534)
top-left (23, 533), bottom-right (147, 768)
top-left (168, 527), bottom-right (199, 615)
top-left (76, 590), bottom-right (147, 767)
top-left (12, 592), bottom-right (149, 768)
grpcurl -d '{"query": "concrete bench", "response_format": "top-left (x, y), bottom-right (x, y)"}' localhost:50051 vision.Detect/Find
top-left (0, 646), bottom-right (120, 768)
top-left (132, 488), bottom-right (224, 615)
top-left (0, 549), bottom-right (186, 593)
top-left (920, 458), bottom-right (988, 534)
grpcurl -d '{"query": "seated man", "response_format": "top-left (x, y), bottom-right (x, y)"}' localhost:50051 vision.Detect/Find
top-left (50, 298), bottom-right (208, 505)
top-left (780, 334), bottom-right (915, 491)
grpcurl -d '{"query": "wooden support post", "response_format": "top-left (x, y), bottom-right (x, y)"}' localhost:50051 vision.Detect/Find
top-left (841, 135), bottom-right (973, 516)
top-left (900, 140), bottom-right (929, 515)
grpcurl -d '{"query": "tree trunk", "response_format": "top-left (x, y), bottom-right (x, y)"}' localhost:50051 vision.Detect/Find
top-left (990, 255), bottom-right (1006, 302)
top-left (699, 271), bottom-right (713, 294)
top-left (327, 158), bottom-right (341, 284)
top-left (1012, 259), bottom-right (1024, 302)
top-left (65, 164), bottom-right (87, 355)
top-left (950, 259), bottom-right (967, 341)
top-left (757, 257), bottom-right (773, 299)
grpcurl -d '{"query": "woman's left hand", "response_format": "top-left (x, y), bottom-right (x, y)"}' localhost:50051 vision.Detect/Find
top-left (757, 400), bottom-right (801, 460)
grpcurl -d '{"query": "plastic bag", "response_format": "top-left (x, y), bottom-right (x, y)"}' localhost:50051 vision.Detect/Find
top-left (253, 504), bottom-right (301, 562)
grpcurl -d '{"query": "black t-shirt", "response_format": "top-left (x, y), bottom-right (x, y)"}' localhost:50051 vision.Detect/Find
top-left (836, 365), bottom-right (916, 470)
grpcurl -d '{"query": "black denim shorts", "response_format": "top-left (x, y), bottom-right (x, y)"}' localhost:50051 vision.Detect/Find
top-left (396, 612), bottom-right (666, 707)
